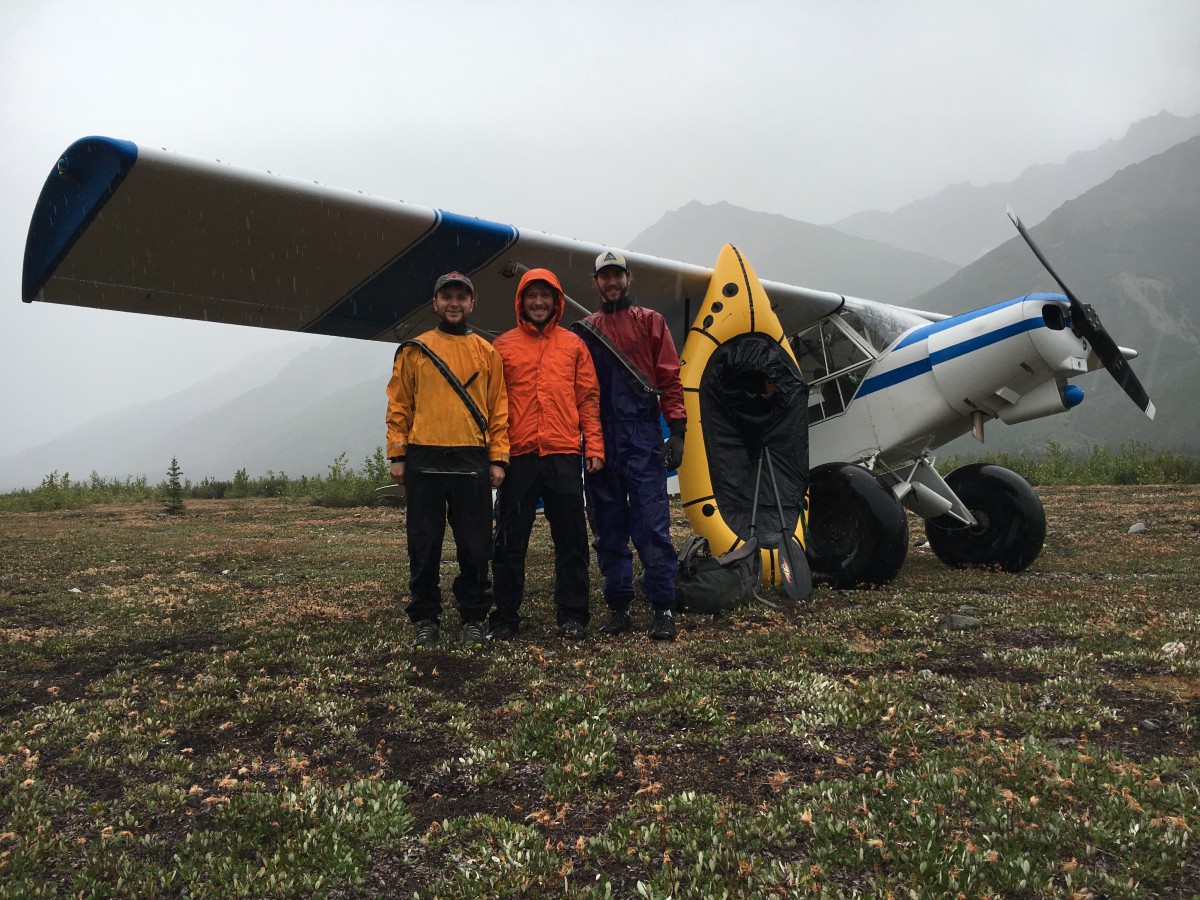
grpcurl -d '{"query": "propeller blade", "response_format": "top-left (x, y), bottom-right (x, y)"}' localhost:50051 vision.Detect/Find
top-left (1006, 208), bottom-right (1155, 420)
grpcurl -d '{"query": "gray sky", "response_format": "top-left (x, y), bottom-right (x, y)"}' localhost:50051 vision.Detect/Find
top-left (3, 0), bottom-right (1199, 460)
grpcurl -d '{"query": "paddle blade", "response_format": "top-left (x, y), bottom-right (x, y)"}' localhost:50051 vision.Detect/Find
top-left (777, 535), bottom-right (812, 601)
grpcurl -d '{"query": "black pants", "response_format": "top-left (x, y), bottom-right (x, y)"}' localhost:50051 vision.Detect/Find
top-left (492, 453), bottom-right (590, 628)
top-left (405, 447), bottom-right (493, 626)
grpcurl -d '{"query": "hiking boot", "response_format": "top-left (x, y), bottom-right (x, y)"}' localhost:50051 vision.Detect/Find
top-left (558, 619), bottom-right (588, 639)
top-left (461, 621), bottom-right (488, 650)
top-left (413, 620), bottom-right (439, 649)
top-left (599, 610), bottom-right (632, 635)
top-left (650, 609), bottom-right (677, 641)
top-left (489, 620), bottom-right (518, 641)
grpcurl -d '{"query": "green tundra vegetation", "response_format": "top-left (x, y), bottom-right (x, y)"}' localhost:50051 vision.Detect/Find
top-left (2, 441), bottom-right (1198, 514)
top-left (0, 448), bottom-right (397, 513)
top-left (1, 479), bottom-right (1199, 896)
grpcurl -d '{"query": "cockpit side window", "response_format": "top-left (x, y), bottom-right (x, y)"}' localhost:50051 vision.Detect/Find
top-left (790, 314), bottom-right (877, 423)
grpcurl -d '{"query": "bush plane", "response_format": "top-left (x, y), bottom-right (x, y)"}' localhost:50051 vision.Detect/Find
top-left (22, 137), bottom-right (1155, 588)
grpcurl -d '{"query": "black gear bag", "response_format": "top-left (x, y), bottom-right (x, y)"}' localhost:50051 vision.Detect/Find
top-left (672, 535), bottom-right (758, 615)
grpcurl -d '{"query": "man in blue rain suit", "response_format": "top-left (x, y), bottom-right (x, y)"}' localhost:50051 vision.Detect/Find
top-left (573, 250), bottom-right (686, 641)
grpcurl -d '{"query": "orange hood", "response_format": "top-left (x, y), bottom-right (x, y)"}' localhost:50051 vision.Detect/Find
top-left (514, 268), bottom-right (565, 335)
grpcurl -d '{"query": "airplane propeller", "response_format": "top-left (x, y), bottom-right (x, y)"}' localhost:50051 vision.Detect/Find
top-left (1007, 208), bottom-right (1155, 420)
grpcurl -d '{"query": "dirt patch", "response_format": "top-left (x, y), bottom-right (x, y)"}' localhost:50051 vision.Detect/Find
top-left (987, 626), bottom-right (1081, 650)
top-left (416, 760), bottom-right (546, 827)
top-left (1088, 684), bottom-right (1200, 761)
top-left (0, 631), bottom-right (225, 714)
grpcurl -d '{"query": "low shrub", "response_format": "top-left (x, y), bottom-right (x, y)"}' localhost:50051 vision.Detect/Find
top-left (938, 440), bottom-right (1200, 485)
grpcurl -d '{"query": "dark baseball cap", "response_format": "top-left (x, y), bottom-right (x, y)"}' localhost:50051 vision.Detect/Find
top-left (434, 271), bottom-right (475, 296)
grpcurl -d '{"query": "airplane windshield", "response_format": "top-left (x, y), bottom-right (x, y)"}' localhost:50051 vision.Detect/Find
top-left (790, 313), bottom-right (879, 423)
top-left (838, 306), bottom-right (928, 353)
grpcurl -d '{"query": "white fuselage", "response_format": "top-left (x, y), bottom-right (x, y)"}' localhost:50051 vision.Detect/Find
top-left (805, 293), bottom-right (1091, 469)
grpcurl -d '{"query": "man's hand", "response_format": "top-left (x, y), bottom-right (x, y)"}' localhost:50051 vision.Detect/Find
top-left (390, 461), bottom-right (405, 485)
top-left (659, 422), bottom-right (686, 470)
top-left (489, 464), bottom-right (506, 488)
top-left (585, 456), bottom-right (604, 474)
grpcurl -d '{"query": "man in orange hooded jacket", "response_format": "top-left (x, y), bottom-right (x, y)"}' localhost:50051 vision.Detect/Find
top-left (490, 268), bottom-right (604, 638)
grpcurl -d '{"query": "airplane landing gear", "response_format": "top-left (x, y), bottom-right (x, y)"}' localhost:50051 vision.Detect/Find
top-left (807, 463), bottom-right (908, 589)
top-left (924, 464), bottom-right (1045, 572)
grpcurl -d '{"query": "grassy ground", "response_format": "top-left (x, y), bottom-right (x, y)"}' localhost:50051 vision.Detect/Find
top-left (2, 486), bottom-right (1199, 898)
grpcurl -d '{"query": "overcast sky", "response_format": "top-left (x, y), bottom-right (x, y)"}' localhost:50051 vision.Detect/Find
top-left (2, 0), bottom-right (1199, 461)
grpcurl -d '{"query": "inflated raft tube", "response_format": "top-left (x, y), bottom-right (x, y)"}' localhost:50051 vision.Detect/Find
top-left (678, 244), bottom-right (811, 592)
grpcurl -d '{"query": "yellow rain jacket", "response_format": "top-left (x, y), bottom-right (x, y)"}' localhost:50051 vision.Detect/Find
top-left (386, 327), bottom-right (510, 465)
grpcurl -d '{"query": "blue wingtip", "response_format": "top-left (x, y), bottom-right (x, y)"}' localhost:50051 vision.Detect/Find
top-left (22, 136), bottom-right (139, 303)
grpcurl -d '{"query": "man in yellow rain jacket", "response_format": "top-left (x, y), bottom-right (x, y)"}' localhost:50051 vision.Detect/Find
top-left (387, 272), bottom-right (510, 649)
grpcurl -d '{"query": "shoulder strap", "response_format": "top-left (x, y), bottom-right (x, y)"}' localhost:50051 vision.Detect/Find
top-left (398, 339), bottom-right (488, 438)
top-left (679, 534), bottom-right (709, 576)
top-left (570, 320), bottom-right (662, 397)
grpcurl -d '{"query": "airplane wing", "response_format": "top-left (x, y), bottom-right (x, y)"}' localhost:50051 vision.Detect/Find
top-left (23, 136), bottom-right (845, 342)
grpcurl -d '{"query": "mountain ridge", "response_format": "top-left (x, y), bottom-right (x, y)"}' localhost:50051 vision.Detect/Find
top-left (830, 110), bottom-right (1200, 264)
top-left (912, 135), bottom-right (1200, 457)
top-left (629, 199), bottom-right (960, 304)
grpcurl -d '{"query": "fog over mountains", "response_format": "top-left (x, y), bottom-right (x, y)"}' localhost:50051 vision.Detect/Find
top-left (830, 110), bottom-right (1200, 264)
top-left (626, 202), bottom-right (959, 303)
top-left (920, 134), bottom-right (1200, 458)
top-left (3, 113), bottom-right (1197, 490)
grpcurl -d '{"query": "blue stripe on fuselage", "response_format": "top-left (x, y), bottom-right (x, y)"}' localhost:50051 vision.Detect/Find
top-left (856, 308), bottom-right (1046, 399)
top-left (893, 295), bottom-right (1059, 350)
top-left (305, 211), bottom-right (519, 339)
top-left (855, 356), bottom-right (934, 396)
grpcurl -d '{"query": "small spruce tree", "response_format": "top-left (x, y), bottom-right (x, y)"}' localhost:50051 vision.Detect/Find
top-left (228, 467), bottom-right (250, 499)
top-left (164, 457), bottom-right (185, 515)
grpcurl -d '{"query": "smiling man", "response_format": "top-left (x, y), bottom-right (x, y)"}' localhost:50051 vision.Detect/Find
top-left (573, 250), bottom-right (686, 642)
top-left (490, 268), bottom-right (604, 639)
top-left (386, 271), bottom-right (509, 650)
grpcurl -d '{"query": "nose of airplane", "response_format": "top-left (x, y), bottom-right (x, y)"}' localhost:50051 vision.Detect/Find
top-left (1007, 208), bottom-right (1155, 420)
